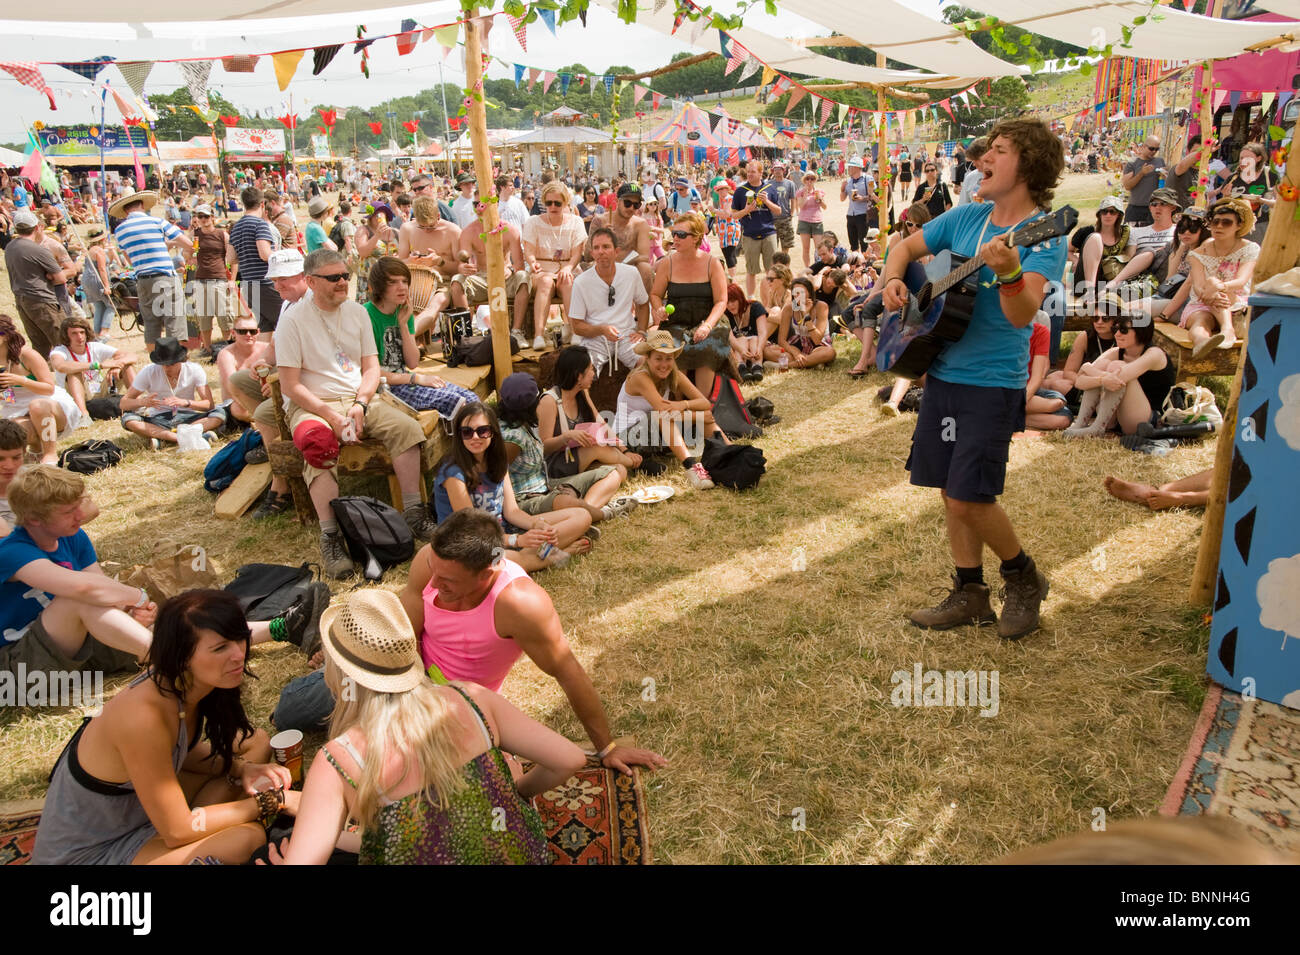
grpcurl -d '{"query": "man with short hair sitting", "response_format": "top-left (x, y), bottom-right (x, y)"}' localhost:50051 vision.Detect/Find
top-left (0, 465), bottom-right (152, 686)
top-left (272, 508), bottom-right (668, 777)
top-left (569, 226), bottom-right (649, 370)
top-left (454, 200), bottom-right (532, 348)
top-left (277, 248), bottom-right (437, 578)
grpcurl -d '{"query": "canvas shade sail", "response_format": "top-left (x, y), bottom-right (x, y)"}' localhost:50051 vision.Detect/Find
top-left (778, 0), bottom-right (1025, 77)
top-left (597, 0), bottom-right (987, 88)
top-left (973, 0), bottom-right (1300, 60)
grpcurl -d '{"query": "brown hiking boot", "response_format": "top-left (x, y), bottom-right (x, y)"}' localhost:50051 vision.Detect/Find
top-left (909, 576), bottom-right (997, 630)
top-left (998, 558), bottom-right (1049, 640)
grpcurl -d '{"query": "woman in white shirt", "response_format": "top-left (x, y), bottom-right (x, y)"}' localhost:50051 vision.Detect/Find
top-left (521, 182), bottom-right (587, 349)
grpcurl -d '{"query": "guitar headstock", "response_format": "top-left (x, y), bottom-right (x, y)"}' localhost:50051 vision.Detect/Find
top-left (1012, 206), bottom-right (1079, 250)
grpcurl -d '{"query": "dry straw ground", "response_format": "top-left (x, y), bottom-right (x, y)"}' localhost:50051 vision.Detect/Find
top-left (0, 168), bottom-right (1219, 863)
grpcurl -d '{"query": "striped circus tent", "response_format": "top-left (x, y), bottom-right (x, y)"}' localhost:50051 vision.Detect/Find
top-left (645, 102), bottom-right (756, 166)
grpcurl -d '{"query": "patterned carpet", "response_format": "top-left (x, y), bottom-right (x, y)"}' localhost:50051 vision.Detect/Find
top-left (1162, 684), bottom-right (1300, 853)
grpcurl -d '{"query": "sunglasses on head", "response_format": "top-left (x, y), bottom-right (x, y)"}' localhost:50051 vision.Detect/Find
top-left (313, 272), bottom-right (350, 284)
top-left (459, 425), bottom-right (494, 440)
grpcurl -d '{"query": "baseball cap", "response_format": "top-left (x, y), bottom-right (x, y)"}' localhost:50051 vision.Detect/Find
top-left (674, 177), bottom-right (690, 188)
top-left (293, 421), bottom-right (340, 470)
top-left (193, 203), bottom-right (214, 216)
top-left (13, 209), bottom-right (40, 231)
top-left (265, 248), bottom-right (305, 279)
top-left (499, 372), bottom-right (540, 411)
top-left (616, 183), bottom-right (642, 199)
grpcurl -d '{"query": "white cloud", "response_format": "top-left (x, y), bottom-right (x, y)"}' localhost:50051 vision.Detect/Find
top-left (1257, 553), bottom-right (1300, 649)
top-left (1278, 373), bottom-right (1300, 452)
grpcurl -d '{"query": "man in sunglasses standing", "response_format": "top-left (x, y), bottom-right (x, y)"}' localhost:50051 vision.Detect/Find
top-left (276, 249), bottom-right (436, 578)
top-left (569, 226), bottom-right (650, 369)
top-left (1121, 135), bottom-right (1166, 227)
top-left (591, 183), bottom-right (653, 293)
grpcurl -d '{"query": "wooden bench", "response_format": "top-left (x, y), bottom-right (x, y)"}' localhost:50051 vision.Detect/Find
top-left (1154, 321), bottom-right (1243, 380)
top-left (265, 363), bottom-right (494, 525)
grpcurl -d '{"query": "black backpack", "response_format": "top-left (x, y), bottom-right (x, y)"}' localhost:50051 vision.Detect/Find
top-left (330, 496), bottom-right (415, 581)
top-left (86, 394), bottom-right (122, 420)
top-left (708, 375), bottom-right (762, 439)
top-left (58, 439), bottom-right (125, 474)
top-left (224, 562), bottom-right (330, 657)
top-left (328, 219), bottom-right (347, 250)
top-left (701, 436), bottom-right (766, 490)
top-left (453, 330), bottom-right (519, 368)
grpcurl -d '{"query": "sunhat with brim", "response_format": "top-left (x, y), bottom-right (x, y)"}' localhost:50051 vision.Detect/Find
top-left (307, 195), bottom-right (334, 218)
top-left (319, 589), bottom-right (425, 694)
top-left (365, 202), bottom-right (395, 222)
top-left (86, 229), bottom-right (107, 244)
top-left (1210, 196), bottom-right (1256, 238)
top-left (108, 189), bottom-right (158, 219)
top-left (633, 328), bottom-right (683, 357)
top-left (265, 249), bottom-right (305, 279)
top-left (1097, 195), bottom-right (1125, 214)
top-left (1094, 290), bottom-right (1133, 318)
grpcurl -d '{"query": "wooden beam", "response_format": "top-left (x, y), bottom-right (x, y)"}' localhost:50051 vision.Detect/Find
top-left (464, 12), bottom-right (513, 392)
top-left (876, 51), bottom-right (889, 237)
top-left (611, 52), bottom-right (718, 83)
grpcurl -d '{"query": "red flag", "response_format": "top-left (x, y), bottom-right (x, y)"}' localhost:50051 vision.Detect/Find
top-left (220, 115), bottom-right (240, 127)
top-left (317, 125), bottom-right (328, 135)
top-left (319, 108), bottom-right (337, 127)
top-left (395, 30), bottom-right (418, 56)
top-left (368, 121), bottom-right (383, 136)
top-left (278, 114), bottom-right (298, 129)
top-left (402, 120), bottom-right (419, 133)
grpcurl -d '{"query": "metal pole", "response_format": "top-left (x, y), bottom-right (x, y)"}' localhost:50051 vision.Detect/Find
top-left (99, 92), bottom-right (109, 224)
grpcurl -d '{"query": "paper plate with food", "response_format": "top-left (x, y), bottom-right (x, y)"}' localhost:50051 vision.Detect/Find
top-left (632, 485), bottom-right (675, 504)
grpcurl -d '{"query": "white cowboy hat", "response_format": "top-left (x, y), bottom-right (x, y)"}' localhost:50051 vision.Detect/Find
top-left (108, 189), bottom-right (159, 219)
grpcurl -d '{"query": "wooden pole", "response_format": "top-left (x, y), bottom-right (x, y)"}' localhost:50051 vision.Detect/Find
top-left (1189, 115), bottom-right (1300, 605)
top-left (464, 13), bottom-right (513, 391)
top-left (876, 51), bottom-right (890, 238)
top-left (1192, 0), bottom-right (1224, 208)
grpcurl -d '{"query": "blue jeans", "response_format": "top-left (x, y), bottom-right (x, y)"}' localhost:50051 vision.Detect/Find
top-left (271, 668), bottom-right (333, 733)
top-left (91, 300), bottom-right (115, 336)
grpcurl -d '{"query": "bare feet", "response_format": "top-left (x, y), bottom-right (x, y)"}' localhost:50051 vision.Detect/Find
top-left (1104, 475), bottom-right (1155, 505)
top-left (567, 536), bottom-right (594, 556)
top-left (1146, 489), bottom-right (1206, 510)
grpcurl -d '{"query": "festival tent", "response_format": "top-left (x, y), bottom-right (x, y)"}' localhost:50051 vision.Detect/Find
top-left (156, 136), bottom-right (219, 172)
top-left (507, 125), bottom-right (619, 177)
top-left (0, 145), bottom-right (25, 167)
top-left (646, 103), bottom-right (756, 166)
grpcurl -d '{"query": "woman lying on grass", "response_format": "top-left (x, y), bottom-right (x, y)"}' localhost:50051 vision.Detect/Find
top-left (33, 590), bottom-right (299, 865)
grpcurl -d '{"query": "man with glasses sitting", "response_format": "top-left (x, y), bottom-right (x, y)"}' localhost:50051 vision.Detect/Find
top-left (276, 249), bottom-right (437, 578)
top-left (1121, 136), bottom-right (1166, 227)
top-left (569, 226), bottom-right (650, 370)
top-left (591, 183), bottom-right (653, 293)
top-left (405, 175), bottom-right (454, 224)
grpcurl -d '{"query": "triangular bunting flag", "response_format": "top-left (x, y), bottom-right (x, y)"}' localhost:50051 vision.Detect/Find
top-left (837, 102), bottom-right (848, 127)
top-left (543, 71), bottom-right (557, 94)
top-left (770, 76), bottom-right (789, 99)
top-left (1262, 91), bottom-right (1276, 114)
top-left (117, 61), bottom-right (155, 98)
top-left (178, 59), bottom-right (212, 112)
top-left (1228, 90), bottom-right (1242, 111)
top-left (671, 10), bottom-right (686, 34)
top-left (396, 20), bottom-right (419, 56)
top-left (313, 45), bottom-right (343, 75)
top-left (939, 98), bottom-right (954, 121)
top-left (719, 32), bottom-right (731, 58)
top-left (421, 28), bottom-right (434, 44)
top-left (820, 97), bottom-right (834, 124)
top-left (55, 56), bottom-right (115, 82)
top-left (514, 63), bottom-right (525, 87)
top-left (761, 66), bottom-right (775, 88)
top-left (652, 92), bottom-right (663, 110)
top-left (135, 96), bottom-right (158, 123)
top-left (708, 112), bottom-right (723, 133)
top-left (561, 73), bottom-right (572, 95)
top-left (633, 84), bottom-right (648, 105)
top-left (690, 14), bottom-right (709, 45)
top-left (739, 54), bottom-right (761, 83)
top-left (221, 55), bottom-right (257, 73)
top-left (272, 50), bottom-right (305, 91)
top-left (528, 67), bottom-right (540, 90)
top-left (433, 24), bottom-right (459, 51)
top-left (785, 85), bottom-right (807, 115)
top-left (654, 0), bottom-right (668, 12)
top-left (539, 8), bottom-right (557, 35)
top-left (107, 84), bottom-right (138, 120)
top-left (1276, 91), bottom-right (1293, 115)
top-left (724, 44), bottom-right (745, 76)
top-left (1182, 0), bottom-right (1194, 9)
top-left (507, 13), bottom-right (527, 51)
top-left (1212, 88), bottom-right (1228, 111)
top-left (603, 74), bottom-right (615, 94)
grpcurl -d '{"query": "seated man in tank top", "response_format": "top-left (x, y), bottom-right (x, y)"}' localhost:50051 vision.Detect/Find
top-left (271, 509), bottom-right (667, 777)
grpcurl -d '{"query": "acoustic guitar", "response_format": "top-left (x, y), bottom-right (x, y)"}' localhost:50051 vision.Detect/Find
top-left (875, 206), bottom-right (1078, 380)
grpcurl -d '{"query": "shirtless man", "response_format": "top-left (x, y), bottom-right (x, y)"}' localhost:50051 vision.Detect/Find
top-left (216, 312), bottom-right (274, 426)
top-left (396, 194), bottom-right (464, 335)
top-left (455, 202), bottom-right (533, 347)
top-left (592, 183), bottom-right (653, 292)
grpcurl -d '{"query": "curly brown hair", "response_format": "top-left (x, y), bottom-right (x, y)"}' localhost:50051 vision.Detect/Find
top-left (987, 117), bottom-right (1065, 211)
top-left (0, 314), bottom-right (27, 364)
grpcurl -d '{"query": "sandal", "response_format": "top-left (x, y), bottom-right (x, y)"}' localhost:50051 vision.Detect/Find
top-left (252, 490), bottom-right (291, 520)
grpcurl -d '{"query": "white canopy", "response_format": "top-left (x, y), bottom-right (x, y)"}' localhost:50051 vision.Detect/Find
top-left (0, 145), bottom-right (26, 167)
top-left (599, 0), bottom-right (987, 88)
top-left (778, 0), bottom-right (1025, 78)
top-left (973, 0), bottom-right (1300, 60)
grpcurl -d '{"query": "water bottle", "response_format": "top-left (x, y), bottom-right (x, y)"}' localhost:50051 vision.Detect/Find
top-left (779, 353), bottom-right (789, 371)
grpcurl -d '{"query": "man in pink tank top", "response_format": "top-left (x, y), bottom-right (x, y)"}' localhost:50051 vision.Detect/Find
top-left (399, 509), bottom-right (666, 776)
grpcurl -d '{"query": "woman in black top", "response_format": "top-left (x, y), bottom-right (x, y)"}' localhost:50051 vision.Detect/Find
top-left (724, 283), bottom-right (772, 381)
top-left (1043, 305), bottom-right (1118, 410)
top-left (1067, 315), bottom-right (1173, 437)
top-left (912, 162), bottom-right (952, 220)
top-left (1217, 142), bottom-right (1274, 243)
top-left (576, 186), bottom-right (601, 233)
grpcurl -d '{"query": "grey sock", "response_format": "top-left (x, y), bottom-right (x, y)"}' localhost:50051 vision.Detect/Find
top-left (321, 519), bottom-right (339, 536)
top-left (402, 493), bottom-right (422, 511)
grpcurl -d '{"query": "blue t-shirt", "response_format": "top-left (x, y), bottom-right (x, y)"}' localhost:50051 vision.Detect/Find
top-left (0, 527), bottom-right (97, 642)
top-left (732, 182), bottom-right (776, 239)
top-left (920, 204), bottom-right (1067, 389)
top-left (433, 462), bottom-right (505, 525)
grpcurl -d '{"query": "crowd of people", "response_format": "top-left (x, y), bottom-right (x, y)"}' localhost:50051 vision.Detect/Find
top-left (0, 109), bottom-right (1258, 865)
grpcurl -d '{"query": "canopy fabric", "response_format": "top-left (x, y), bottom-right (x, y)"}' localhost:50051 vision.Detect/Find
top-left (778, 0), bottom-right (1025, 77)
top-left (1256, 1), bottom-right (1300, 18)
top-left (973, 0), bottom-right (1300, 60)
top-left (509, 125), bottom-right (614, 145)
top-left (599, 0), bottom-right (986, 88)
top-left (646, 103), bottom-right (727, 148)
top-left (0, 145), bottom-right (26, 166)
top-left (0, 0), bottom-right (435, 21)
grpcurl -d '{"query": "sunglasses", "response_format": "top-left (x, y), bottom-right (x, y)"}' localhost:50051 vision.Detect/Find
top-left (544, 200), bottom-right (565, 208)
top-left (1114, 324), bottom-right (1135, 334)
top-left (622, 199), bottom-right (642, 209)
top-left (233, 327), bottom-right (259, 335)
top-left (1210, 216), bottom-right (1238, 227)
top-left (313, 273), bottom-right (350, 284)
top-left (607, 284), bottom-right (617, 308)
top-left (671, 230), bottom-right (695, 239)
top-left (413, 184), bottom-right (432, 191)
top-left (459, 425), bottom-right (494, 440)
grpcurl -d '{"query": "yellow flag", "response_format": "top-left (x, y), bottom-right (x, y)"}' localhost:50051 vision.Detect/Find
top-left (761, 66), bottom-right (775, 88)
top-left (434, 24), bottom-right (460, 50)
top-left (272, 50), bottom-right (305, 91)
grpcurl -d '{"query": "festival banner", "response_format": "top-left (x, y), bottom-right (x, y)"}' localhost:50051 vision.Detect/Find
top-left (224, 126), bottom-right (286, 154)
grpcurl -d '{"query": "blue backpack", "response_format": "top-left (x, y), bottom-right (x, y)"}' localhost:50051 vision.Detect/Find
top-left (204, 428), bottom-right (263, 493)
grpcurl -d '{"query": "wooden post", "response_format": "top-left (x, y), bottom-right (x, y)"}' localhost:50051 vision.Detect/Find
top-left (1188, 116), bottom-right (1300, 606)
top-left (464, 12), bottom-right (513, 391)
top-left (876, 52), bottom-right (890, 236)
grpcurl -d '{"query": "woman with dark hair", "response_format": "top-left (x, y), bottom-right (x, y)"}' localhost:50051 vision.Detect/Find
top-left (577, 186), bottom-right (601, 233)
top-left (776, 277), bottom-right (836, 370)
top-left (1147, 207), bottom-right (1210, 325)
top-left (0, 315), bottom-right (81, 464)
top-left (537, 347), bottom-right (644, 482)
top-left (1066, 314), bottom-right (1174, 437)
top-left (364, 256), bottom-right (477, 416)
top-left (33, 590), bottom-right (298, 865)
top-left (498, 371), bottom-right (637, 526)
top-left (912, 161), bottom-right (953, 219)
top-left (1042, 294), bottom-right (1119, 401)
top-left (434, 401), bottom-right (591, 570)
top-left (723, 283), bottom-right (773, 382)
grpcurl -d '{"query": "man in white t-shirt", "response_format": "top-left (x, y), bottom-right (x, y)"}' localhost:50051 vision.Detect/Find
top-left (276, 249), bottom-right (436, 579)
top-left (1103, 187), bottom-right (1180, 294)
top-left (450, 172), bottom-right (479, 229)
top-left (569, 226), bottom-right (650, 369)
top-left (495, 174), bottom-right (530, 232)
top-left (47, 317), bottom-right (138, 418)
top-left (119, 338), bottom-right (227, 447)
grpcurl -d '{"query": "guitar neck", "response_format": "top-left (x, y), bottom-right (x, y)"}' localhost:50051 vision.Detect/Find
top-left (931, 250), bottom-right (986, 298)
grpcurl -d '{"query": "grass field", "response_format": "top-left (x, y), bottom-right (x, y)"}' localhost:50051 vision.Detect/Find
top-left (0, 123), bottom-right (1228, 862)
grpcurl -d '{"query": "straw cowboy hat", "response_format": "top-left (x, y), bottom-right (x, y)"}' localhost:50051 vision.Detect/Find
top-left (108, 189), bottom-right (158, 219)
top-left (1210, 196), bottom-right (1256, 239)
top-left (319, 589), bottom-right (425, 693)
top-left (634, 328), bottom-right (683, 357)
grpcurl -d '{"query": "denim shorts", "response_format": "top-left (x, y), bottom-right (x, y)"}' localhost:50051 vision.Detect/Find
top-left (906, 375), bottom-right (1025, 503)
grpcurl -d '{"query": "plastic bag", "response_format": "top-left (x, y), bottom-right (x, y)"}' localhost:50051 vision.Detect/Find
top-left (175, 422), bottom-right (208, 452)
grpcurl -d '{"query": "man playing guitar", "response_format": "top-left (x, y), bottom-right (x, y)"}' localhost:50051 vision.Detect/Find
top-left (881, 118), bottom-right (1066, 640)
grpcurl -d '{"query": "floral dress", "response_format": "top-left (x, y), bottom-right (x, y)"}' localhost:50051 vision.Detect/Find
top-left (354, 226), bottom-right (394, 304)
top-left (1184, 240), bottom-right (1260, 318)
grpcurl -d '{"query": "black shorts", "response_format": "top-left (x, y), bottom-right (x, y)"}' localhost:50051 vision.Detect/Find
top-left (905, 375), bottom-right (1025, 503)
top-left (243, 281), bottom-right (284, 333)
top-left (721, 244), bottom-right (738, 269)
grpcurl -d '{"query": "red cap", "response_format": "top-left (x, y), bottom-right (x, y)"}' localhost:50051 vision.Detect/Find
top-left (293, 421), bottom-right (340, 469)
